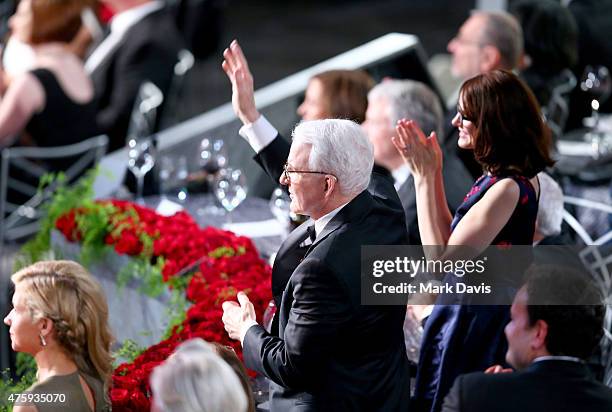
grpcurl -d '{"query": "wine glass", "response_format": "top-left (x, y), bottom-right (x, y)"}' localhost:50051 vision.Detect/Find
top-left (580, 65), bottom-right (612, 131)
top-left (199, 138), bottom-right (228, 179)
top-left (198, 138), bottom-right (228, 215)
top-left (127, 138), bottom-right (156, 204)
top-left (158, 156), bottom-right (174, 200)
top-left (159, 155), bottom-right (189, 202)
top-left (269, 187), bottom-right (292, 235)
top-left (214, 168), bottom-right (247, 224)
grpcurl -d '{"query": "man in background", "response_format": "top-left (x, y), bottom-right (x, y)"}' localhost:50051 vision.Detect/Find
top-left (362, 79), bottom-right (472, 244)
top-left (86, 0), bottom-right (183, 151)
top-left (441, 265), bottom-right (612, 412)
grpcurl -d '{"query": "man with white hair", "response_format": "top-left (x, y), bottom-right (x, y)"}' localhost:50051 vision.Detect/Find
top-left (221, 41), bottom-right (411, 411)
top-left (363, 79), bottom-right (472, 244)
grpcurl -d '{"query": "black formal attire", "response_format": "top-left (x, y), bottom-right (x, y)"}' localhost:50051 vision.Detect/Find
top-left (441, 359), bottom-right (612, 412)
top-left (5, 68), bottom-right (99, 207)
top-left (243, 136), bottom-right (411, 411)
top-left (90, 7), bottom-right (183, 151)
top-left (25, 68), bottom-right (98, 151)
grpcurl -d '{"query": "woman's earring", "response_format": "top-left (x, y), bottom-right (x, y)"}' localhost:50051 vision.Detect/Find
top-left (39, 334), bottom-right (47, 347)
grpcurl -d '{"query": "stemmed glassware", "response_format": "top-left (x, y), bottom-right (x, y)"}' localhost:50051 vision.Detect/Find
top-left (159, 155), bottom-right (189, 202)
top-left (127, 137), bottom-right (156, 204)
top-left (198, 137), bottom-right (228, 215)
top-left (199, 138), bottom-right (227, 178)
top-left (214, 168), bottom-right (247, 224)
top-left (269, 187), bottom-right (292, 235)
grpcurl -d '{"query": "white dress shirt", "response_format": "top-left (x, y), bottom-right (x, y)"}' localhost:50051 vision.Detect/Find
top-left (85, 1), bottom-right (164, 73)
top-left (238, 114), bottom-right (279, 153)
top-left (391, 164), bottom-right (412, 191)
top-left (532, 355), bottom-right (583, 364)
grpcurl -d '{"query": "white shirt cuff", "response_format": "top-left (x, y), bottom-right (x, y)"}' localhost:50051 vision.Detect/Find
top-left (238, 115), bottom-right (279, 153)
top-left (240, 320), bottom-right (259, 346)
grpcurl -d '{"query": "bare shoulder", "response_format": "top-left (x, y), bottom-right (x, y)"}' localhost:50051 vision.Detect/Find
top-left (484, 177), bottom-right (520, 202)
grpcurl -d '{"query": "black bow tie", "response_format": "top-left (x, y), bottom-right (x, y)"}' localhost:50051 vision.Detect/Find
top-left (306, 225), bottom-right (316, 242)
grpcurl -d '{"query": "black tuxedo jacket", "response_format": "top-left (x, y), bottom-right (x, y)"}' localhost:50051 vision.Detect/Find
top-left (244, 135), bottom-right (411, 411)
top-left (396, 147), bottom-right (472, 245)
top-left (90, 7), bottom-right (184, 151)
top-left (442, 359), bottom-right (612, 412)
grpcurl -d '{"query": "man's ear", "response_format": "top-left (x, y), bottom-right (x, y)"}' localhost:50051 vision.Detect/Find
top-left (531, 319), bottom-right (549, 351)
top-left (323, 175), bottom-right (337, 198)
top-left (519, 53), bottom-right (532, 70)
top-left (480, 45), bottom-right (502, 72)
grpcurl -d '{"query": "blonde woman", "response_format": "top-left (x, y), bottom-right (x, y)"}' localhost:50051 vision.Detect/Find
top-left (3, 260), bottom-right (113, 412)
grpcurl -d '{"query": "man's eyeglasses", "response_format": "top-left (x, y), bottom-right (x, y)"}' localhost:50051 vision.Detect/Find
top-left (452, 35), bottom-right (487, 49)
top-left (282, 163), bottom-right (337, 182)
top-left (456, 106), bottom-right (473, 125)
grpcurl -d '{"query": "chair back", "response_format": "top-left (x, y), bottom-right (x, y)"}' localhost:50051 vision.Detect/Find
top-left (159, 49), bottom-right (195, 129)
top-left (562, 195), bottom-right (612, 386)
top-left (126, 81), bottom-right (164, 141)
top-left (0, 135), bottom-right (109, 245)
top-left (545, 69), bottom-right (577, 140)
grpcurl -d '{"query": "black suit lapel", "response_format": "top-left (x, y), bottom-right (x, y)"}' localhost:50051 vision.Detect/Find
top-left (271, 219), bottom-right (312, 299)
top-left (304, 190), bottom-right (373, 258)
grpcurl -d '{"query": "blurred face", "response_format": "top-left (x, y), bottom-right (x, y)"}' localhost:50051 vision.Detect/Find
top-left (504, 287), bottom-right (538, 370)
top-left (451, 95), bottom-right (476, 149)
top-left (9, 0), bottom-right (33, 44)
top-left (297, 79), bottom-right (329, 121)
top-left (362, 97), bottom-right (398, 168)
top-left (447, 14), bottom-right (488, 80)
top-left (279, 142), bottom-right (328, 218)
top-left (3, 283), bottom-right (43, 355)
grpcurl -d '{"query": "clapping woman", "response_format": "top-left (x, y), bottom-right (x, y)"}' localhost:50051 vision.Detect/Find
top-left (393, 69), bottom-right (554, 412)
top-left (4, 261), bottom-right (113, 412)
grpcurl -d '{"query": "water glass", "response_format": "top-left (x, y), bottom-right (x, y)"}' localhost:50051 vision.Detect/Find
top-left (214, 168), bottom-right (247, 223)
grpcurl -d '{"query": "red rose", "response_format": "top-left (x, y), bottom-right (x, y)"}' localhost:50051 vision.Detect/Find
top-left (110, 388), bottom-right (129, 406)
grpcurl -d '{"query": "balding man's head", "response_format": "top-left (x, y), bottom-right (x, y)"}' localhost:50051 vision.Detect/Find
top-left (448, 11), bottom-right (523, 80)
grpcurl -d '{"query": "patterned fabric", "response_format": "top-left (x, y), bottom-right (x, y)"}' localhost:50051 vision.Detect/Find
top-left (414, 173), bottom-right (540, 412)
top-left (451, 173), bottom-right (539, 245)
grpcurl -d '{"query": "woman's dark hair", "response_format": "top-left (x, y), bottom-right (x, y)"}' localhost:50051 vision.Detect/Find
top-left (311, 69), bottom-right (375, 124)
top-left (460, 69), bottom-right (555, 177)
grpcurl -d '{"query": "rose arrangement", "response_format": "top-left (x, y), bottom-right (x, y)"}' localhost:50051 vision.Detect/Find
top-left (54, 200), bottom-right (272, 411)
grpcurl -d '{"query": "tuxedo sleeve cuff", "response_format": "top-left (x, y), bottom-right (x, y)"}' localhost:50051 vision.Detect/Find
top-left (238, 115), bottom-right (278, 153)
top-left (240, 320), bottom-right (260, 346)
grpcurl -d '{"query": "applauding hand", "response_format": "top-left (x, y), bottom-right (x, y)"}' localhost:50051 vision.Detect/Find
top-left (221, 40), bottom-right (260, 125)
top-left (484, 364), bottom-right (513, 374)
top-left (222, 291), bottom-right (257, 341)
top-left (391, 119), bottom-right (443, 180)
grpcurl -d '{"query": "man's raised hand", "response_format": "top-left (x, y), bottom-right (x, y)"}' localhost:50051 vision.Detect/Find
top-left (221, 40), bottom-right (260, 125)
